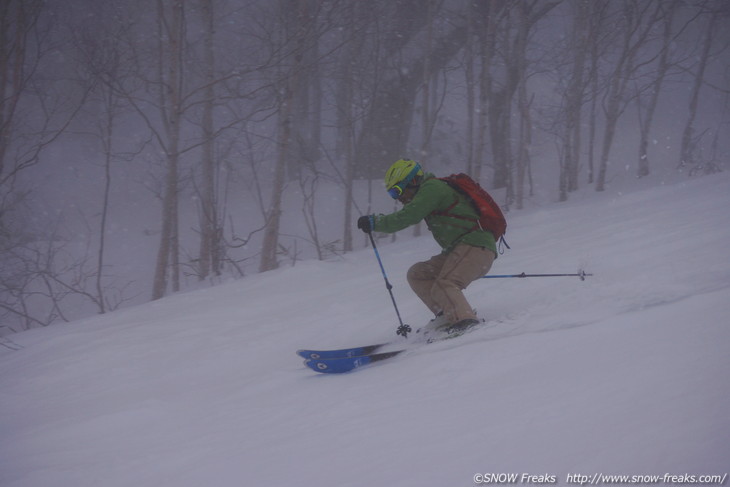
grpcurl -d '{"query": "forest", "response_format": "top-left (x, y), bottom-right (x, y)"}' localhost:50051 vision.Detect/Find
top-left (1, 0), bottom-right (728, 334)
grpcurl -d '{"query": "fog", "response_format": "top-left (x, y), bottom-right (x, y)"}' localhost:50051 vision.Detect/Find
top-left (1, 0), bottom-right (728, 333)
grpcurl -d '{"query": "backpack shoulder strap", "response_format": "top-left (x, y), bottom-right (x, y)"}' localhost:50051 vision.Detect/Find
top-left (429, 180), bottom-right (480, 231)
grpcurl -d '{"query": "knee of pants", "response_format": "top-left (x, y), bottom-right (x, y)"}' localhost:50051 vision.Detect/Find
top-left (407, 261), bottom-right (432, 284)
top-left (433, 275), bottom-right (467, 293)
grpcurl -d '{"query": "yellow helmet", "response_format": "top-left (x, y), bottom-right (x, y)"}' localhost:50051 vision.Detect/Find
top-left (384, 159), bottom-right (423, 199)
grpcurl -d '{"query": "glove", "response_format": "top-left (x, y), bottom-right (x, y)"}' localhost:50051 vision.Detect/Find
top-left (357, 215), bottom-right (375, 234)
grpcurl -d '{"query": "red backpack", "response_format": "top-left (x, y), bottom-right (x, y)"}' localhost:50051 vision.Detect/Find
top-left (434, 173), bottom-right (507, 241)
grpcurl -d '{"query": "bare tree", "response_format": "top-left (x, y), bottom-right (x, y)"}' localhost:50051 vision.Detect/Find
top-left (197, 0), bottom-right (221, 280)
top-left (417, 0), bottom-right (437, 164)
top-left (107, 0), bottom-right (251, 297)
top-left (595, 1), bottom-right (662, 192)
top-left (463, 12), bottom-right (477, 176)
top-left (335, 1), bottom-right (367, 253)
top-left (1, 0), bottom-right (84, 212)
top-left (514, 73), bottom-right (534, 210)
top-left (584, 1), bottom-right (610, 185)
top-left (0, 0), bottom-right (94, 332)
top-left (353, 1), bottom-right (468, 177)
top-left (474, 0), bottom-right (557, 198)
top-left (259, 0), bottom-right (315, 272)
top-left (148, 0), bottom-right (185, 298)
top-left (636, 1), bottom-right (678, 178)
top-left (557, 0), bottom-right (590, 201)
top-left (71, 9), bottom-right (144, 314)
top-left (678, 7), bottom-right (717, 171)
top-left (471, 0), bottom-right (502, 184)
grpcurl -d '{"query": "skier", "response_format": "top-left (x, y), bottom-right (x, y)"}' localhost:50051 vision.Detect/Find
top-left (357, 159), bottom-right (497, 331)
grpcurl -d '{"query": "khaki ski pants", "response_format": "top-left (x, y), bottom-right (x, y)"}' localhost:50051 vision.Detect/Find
top-left (407, 244), bottom-right (495, 324)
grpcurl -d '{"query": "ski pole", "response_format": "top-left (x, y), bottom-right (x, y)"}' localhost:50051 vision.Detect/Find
top-left (481, 270), bottom-right (593, 281)
top-left (367, 231), bottom-right (412, 338)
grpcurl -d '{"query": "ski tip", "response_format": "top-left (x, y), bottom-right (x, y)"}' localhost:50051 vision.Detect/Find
top-left (304, 355), bottom-right (373, 374)
top-left (296, 349), bottom-right (322, 360)
top-left (304, 359), bottom-right (336, 373)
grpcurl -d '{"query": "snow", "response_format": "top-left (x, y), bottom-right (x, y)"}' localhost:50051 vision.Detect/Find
top-left (2, 174), bottom-right (729, 487)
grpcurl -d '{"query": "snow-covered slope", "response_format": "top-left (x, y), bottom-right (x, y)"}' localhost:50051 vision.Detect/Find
top-left (2, 175), bottom-right (729, 487)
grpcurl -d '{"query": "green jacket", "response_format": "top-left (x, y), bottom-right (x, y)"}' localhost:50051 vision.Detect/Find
top-left (373, 173), bottom-right (497, 255)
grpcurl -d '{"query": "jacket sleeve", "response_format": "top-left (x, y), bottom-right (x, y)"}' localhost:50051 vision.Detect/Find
top-left (372, 180), bottom-right (451, 233)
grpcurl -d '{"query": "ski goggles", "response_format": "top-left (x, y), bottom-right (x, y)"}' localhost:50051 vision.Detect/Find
top-left (387, 164), bottom-right (421, 199)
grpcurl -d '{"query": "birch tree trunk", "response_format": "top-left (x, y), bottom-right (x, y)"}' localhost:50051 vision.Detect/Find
top-left (338, 2), bottom-right (359, 253)
top-left (197, 0), bottom-right (220, 280)
top-left (559, 0), bottom-right (589, 202)
top-left (678, 12), bottom-right (715, 170)
top-left (259, 0), bottom-right (308, 272)
top-left (259, 85), bottom-right (294, 272)
top-left (151, 0), bottom-right (184, 299)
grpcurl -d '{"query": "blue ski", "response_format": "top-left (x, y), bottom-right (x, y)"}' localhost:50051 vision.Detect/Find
top-left (300, 320), bottom-right (490, 373)
top-left (304, 350), bottom-right (405, 373)
top-left (296, 343), bottom-right (390, 360)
